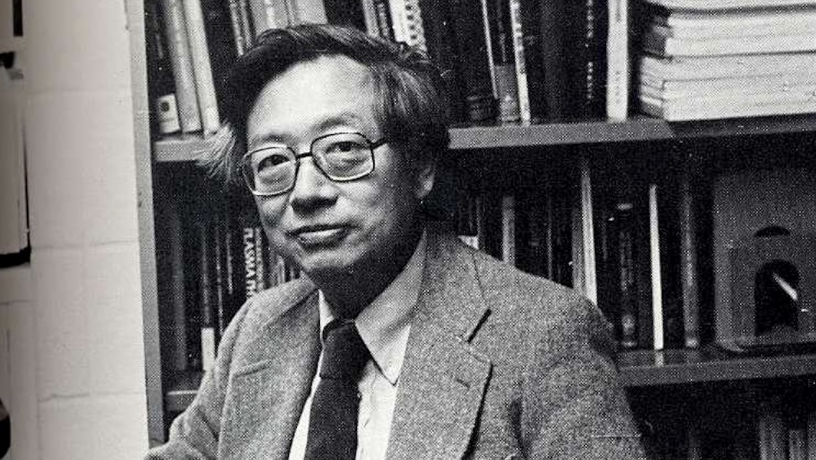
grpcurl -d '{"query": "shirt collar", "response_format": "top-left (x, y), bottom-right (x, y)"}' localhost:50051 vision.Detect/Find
top-left (318, 232), bottom-right (427, 385)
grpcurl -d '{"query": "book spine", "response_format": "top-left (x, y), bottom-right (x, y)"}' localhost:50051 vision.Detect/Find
top-left (606, 0), bottom-right (629, 120)
top-left (790, 429), bottom-right (807, 460)
top-left (648, 183), bottom-right (664, 350)
top-left (201, 0), bottom-right (239, 116)
top-left (160, 0), bottom-right (203, 133)
top-left (323, 0), bottom-right (366, 29)
top-left (679, 166), bottom-right (700, 348)
top-left (197, 222), bottom-right (216, 372)
top-left (480, 0), bottom-right (498, 98)
top-left (580, 157), bottom-right (597, 305)
top-left (373, 0), bottom-right (395, 40)
top-left (616, 199), bottom-right (638, 349)
top-left (360, 0), bottom-right (381, 36)
top-left (565, 0), bottom-right (607, 119)
top-left (388, 0), bottom-right (409, 43)
top-left (226, 0), bottom-right (249, 55)
top-left (212, 216), bottom-right (227, 343)
top-left (807, 410), bottom-right (816, 460)
top-left (508, 0), bottom-right (531, 123)
top-left (181, 0), bottom-right (221, 136)
top-left (254, 226), bottom-right (267, 291)
top-left (166, 199), bottom-right (188, 371)
top-left (237, 0), bottom-right (255, 47)
top-left (450, 0), bottom-right (496, 122)
top-left (147, 0), bottom-right (182, 135)
top-left (501, 194), bottom-right (516, 265)
top-left (291, 0), bottom-right (328, 24)
top-left (403, 0), bottom-right (428, 51)
top-left (539, 0), bottom-right (567, 120)
top-left (490, 0), bottom-right (520, 122)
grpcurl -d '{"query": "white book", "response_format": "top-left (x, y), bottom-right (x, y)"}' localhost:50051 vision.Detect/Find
top-left (607, 0), bottom-right (629, 120)
top-left (289, 0), bottom-right (327, 25)
top-left (403, 0), bottom-right (427, 50)
top-left (388, 0), bottom-right (409, 43)
top-left (639, 53), bottom-right (816, 81)
top-left (640, 87), bottom-right (816, 120)
top-left (639, 74), bottom-right (816, 99)
top-left (655, 6), bottom-right (816, 28)
top-left (641, 0), bottom-right (816, 11)
top-left (248, 0), bottom-right (289, 34)
top-left (644, 28), bottom-right (816, 56)
top-left (509, 0), bottom-right (531, 123)
top-left (650, 13), bottom-right (816, 39)
top-left (182, 0), bottom-right (220, 136)
top-left (580, 159), bottom-right (597, 305)
top-left (649, 184), bottom-right (664, 351)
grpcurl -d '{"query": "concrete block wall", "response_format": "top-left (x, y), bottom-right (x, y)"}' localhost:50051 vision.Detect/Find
top-left (11, 0), bottom-right (150, 458)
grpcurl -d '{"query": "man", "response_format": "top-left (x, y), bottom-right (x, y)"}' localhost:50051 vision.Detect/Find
top-left (147, 24), bottom-right (645, 459)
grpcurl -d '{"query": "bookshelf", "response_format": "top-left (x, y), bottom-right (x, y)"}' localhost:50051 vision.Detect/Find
top-left (134, 0), bottom-right (816, 456)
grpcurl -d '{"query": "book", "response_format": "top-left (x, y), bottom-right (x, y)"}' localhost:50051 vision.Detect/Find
top-left (288, 0), bottom-right (328, 24)
top-left (579, 158), bottom-right (597, 305)
top-left (226, 0), bottom-right (249, 55)
top-left (160, 0), bottom-right (203, 133)
top-left (146, 0), bottom-right (181, 135)
top-left (419, 0), bottom-right (467, 122)
top-left (360, 0), bottom-right (381, 36)
top-left (388, 0), bottom-right (410, 42)
top-left (200, 0), bottom-right (239, 115)
top-left (237, 0), bottom-right (256, 47)
top-left (615, 198), bottom-right (639, 349)
top-left (648, 183), bottom-right (664, 350)
top-left (639, 72), bottom-right (816, 99)
top-left (403, 0), bottom-right (428, 50)
top-left (323, 0), bottom-right (366, 29)
top-left (181, 0), bottom-right (221, 136)
top-left (807, 410), bottom-right (816, 460)
top-left (641, 0), bottom-right (816, 11)
top-left (639, 88), bottom-right (816, 121)
top-left (487, 0), bottom-right (521, 122)
top-left (563, 0), bottom-right (608, 119)
top-left (639, 53), bottom-right (816, 81)
top-left (679, 165), bottom-right (700, 348)
top-left (519, 0), bottom-right (547, 120)
top-left (606, 0), bottom-right (629, 120)
top-left (247, 0), bottom-right (290, 35)
top-left (758, 405), bottom-right (786, 460)
top-left (508, 0), bottom-right (531, 123)
top-left (648, 17), bottom-right (816, 39)
top-left (653, 7), bottom-right (816, 32)
top-left (643, 29), bottom-right (816, 57)
top-left (450, 0), bottom-right (496, 122)
top-left (373, 0), bottom-right (395, 40)
top-left (538, 0), bottom-right (568, 120)
top-left (196, 221), bottom-right (216, 371)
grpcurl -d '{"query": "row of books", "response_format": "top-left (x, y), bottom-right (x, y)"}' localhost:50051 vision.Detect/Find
top-left (157, 193), bottom-right (300, 372)
top-left (454, 157), bottom-right (705, 351)
top-left (636, 0), bottom-right (816, 121)
top-left (145, 0), bottom-right (645, 139)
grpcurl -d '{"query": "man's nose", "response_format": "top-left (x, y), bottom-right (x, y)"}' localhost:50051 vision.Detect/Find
top-left (288, 157), bottom-right (338, 209)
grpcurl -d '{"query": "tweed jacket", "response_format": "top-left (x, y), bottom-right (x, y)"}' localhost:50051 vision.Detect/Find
top-left (147, 229), bottom-right (646, 460)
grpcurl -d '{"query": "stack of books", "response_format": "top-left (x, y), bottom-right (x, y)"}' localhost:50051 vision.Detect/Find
top-left (636, 0), bottom-right (816, 121)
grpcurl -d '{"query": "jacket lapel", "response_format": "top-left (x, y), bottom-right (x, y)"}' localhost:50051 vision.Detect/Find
top-left (221, 291), bottom-right (320, 460)
top-left (387, 230), bottom-right (492, 460)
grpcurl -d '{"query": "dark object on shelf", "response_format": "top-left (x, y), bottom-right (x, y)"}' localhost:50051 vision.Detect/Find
top-left (728, 232), bottom-right (816, 351)
top-left (0, 397), bottom-right (9, 457)
top-left (713, 167), bottom-right (816, 352)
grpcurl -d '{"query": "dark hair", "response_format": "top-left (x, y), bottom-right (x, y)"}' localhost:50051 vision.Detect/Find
top-left (202, 23), bottom-right (451, 186)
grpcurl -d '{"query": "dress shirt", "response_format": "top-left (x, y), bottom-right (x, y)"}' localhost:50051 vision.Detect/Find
top-left (288, 233), bottom-right (427, 460)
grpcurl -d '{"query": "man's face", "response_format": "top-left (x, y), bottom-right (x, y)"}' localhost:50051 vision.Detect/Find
top-left (245, 55), bottom-right (434, 281)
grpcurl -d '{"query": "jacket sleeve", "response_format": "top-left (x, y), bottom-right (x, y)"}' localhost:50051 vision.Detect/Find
top-left (520, 295), bottom-right (647, 459)
top-left (144, 302), bottom-right (253, 460)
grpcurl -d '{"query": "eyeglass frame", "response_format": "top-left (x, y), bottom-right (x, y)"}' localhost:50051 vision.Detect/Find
top-left (240, 131), bottom-right (389, 197)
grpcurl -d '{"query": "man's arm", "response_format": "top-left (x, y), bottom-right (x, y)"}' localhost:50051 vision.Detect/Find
top-left (145, 304), bottom-right (251, 460)
top-left (521, 296), bottom-right (647, 459)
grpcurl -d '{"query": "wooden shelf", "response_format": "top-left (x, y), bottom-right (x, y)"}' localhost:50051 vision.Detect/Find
top-left (618, 346), bottom-right (816, 387)
top-left (152, 115), bottom-right (816, 162)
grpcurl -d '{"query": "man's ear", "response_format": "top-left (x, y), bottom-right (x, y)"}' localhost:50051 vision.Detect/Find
top-left (413, 156), bottom-right (437, 201)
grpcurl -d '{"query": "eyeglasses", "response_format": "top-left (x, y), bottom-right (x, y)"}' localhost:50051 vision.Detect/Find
top-left (241, 132), bottom-right (388, 196)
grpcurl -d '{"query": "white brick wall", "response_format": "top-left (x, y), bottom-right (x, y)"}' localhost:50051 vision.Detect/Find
top-left (18, 0), bottom-right (150, 458)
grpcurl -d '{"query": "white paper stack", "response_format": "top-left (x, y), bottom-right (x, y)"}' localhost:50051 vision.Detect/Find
top-left (637, 0), bottom-right (816, 121)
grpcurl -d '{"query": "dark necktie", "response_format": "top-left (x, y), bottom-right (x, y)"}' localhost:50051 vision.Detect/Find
top-left (304, 320), bottom-right (371, 460)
